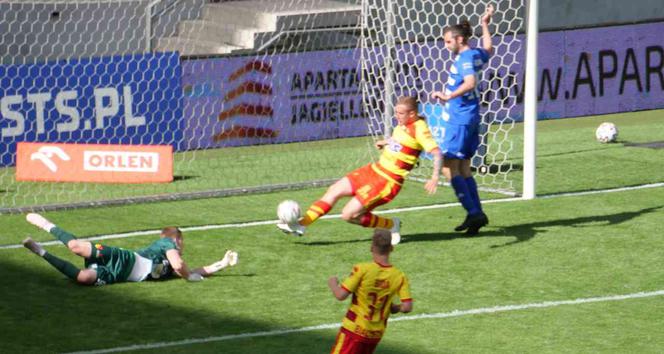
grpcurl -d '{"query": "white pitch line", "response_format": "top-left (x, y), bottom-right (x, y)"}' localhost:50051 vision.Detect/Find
top-left (66, 289), bottom-right (664, 354)
top-left (538, 182), bottom-right (664, 199)
top-left (0, 220), bottom-right (281, 250)
top-left (2, 182), bottom-right (663, 250)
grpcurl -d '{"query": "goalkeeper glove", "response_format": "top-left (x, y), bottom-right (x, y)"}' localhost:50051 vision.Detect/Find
top-left (204, 250), bottom-right (239, 274)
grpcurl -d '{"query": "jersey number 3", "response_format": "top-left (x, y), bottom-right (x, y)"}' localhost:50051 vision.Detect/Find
top-left (365, 292), bottom-right (390, 321)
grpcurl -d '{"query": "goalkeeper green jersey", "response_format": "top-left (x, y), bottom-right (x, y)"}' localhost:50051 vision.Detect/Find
top-left (136, 238), bottom-right (178, 280)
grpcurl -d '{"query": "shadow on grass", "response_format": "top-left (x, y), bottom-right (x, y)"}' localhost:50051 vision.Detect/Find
top-left (477, 162), bottom-right (523, 174)
top-left (0, 255), bottom-right (410, 354)
top-left (173, 175), bottom-right (198, 182)
top-left (298, 237), bottom-right (373, 246)
top-left (401, 206), bottom-right (663, 248)
top-left (210, 272), bottom-right (257, 277)
top-left (536, 145), bottom-right (618, 159)
top-left (623, 140), bottom-right (664, 149)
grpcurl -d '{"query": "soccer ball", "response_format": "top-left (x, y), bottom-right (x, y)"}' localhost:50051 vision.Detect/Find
top-left (595, 122), bottom-right (618, 143)
top-left (277, 200), bottom-right (301, 224)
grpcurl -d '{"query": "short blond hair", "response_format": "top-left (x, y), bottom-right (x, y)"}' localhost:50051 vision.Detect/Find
top-left (396, 96), bottom-right (418, 111)
top-left (396, 96), bottom-right (423, 121)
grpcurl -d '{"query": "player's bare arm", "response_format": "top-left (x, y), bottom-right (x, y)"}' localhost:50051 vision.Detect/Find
top-left (433, 75), bottom-right (477, 102)
top-left (481, 4), bottom-right (495, 54)
top-left (166, 249), bottom-right (204, 281)
top-left (390, 301), bottom-right (413, 314)
top-left (424, 147), bottom-right (442, 194)
top-left (328, 276), bottom-right (350, 300)
top-left (374, 139), bottom-right (388, 149)
top-left (191, 250), bottom-right (239, 276)
top-left (430, 91), bottom-right (447, 101)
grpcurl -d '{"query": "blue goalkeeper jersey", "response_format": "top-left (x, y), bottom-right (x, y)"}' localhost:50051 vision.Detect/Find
top-left (444, 47), bottom-right (490, 125)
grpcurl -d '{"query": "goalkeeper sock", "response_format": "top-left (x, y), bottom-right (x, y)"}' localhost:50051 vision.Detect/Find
top-left (451, 176), bottom-right (481, 216)
top-left (359, 213), bottom-right (394, 229)
top-left (465, 176), bottom-right (483, 212)
top-left (43, 252), bottom-right (81, 280)
top-left (300, 200), bottom-right (332, 226)
top-left (50, 227), bottom-right (77, 246)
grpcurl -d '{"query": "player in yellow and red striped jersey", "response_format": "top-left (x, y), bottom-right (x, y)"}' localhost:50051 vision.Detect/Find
top-left (328, 229), bottom-right (412, 354)
top-left (277, 96), bottom-right (442, 245)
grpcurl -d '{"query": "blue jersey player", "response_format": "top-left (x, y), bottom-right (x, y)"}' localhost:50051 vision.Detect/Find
top-left (431, 4), bottom-right (494, 235)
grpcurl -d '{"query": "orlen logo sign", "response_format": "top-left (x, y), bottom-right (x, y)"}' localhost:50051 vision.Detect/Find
top-left (30, 146), bottom-right (71, 172)
top-left (16, 142), bottom-right (172, 183)
top-left (84, 151), bottom-right (159, 173)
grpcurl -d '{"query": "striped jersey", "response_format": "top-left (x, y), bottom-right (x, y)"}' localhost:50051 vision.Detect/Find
top-left (376, 119), bottom-right (438, 182)
top-left (340, 261), bottom-right (412, 339)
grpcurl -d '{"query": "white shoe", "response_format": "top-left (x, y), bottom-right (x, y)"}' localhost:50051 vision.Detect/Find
top-left (390, 218), bottom-right (401, 245)
top-left (26, 213), bottom-right (55, 232)
top-left (22, 237), bottom-right (46, 256)
top-left (276, 222), bottom-right (306, 236)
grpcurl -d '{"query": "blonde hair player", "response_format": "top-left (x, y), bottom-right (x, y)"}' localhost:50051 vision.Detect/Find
top-left (277, 96), bottom-right (442, 245)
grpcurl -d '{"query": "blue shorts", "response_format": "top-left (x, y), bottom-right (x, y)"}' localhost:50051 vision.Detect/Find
top-left (441, 123), bottom-right (479, 160)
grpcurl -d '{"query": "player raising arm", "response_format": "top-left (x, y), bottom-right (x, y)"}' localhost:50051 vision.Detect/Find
top-left (277, 96), bottom-right (442, 245)
top-left (328, 229), bottom-right (412, 354)
top-left (430, 4), bottom-right (494, 235)
top-left (22, 213), bottom-right (238, 286)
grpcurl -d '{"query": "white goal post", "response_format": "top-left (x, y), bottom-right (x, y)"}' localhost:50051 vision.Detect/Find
top-left (523, 0), bottom-right (538, 200)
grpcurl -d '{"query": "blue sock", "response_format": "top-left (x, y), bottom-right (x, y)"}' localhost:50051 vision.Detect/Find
top-left (465, 176), bottom-right (483, 213)
top-left (451, 176), bottom-right (481, 216)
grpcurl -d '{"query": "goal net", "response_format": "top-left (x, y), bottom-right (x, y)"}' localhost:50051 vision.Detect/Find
top-left (361, 0), bottom-right (525, 194)
top-left (0, 0), bottom-right (525, 212)
top-left (0, 0), bottom-right (368, 211)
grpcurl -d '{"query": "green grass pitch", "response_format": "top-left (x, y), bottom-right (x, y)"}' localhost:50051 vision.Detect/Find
top-left (1, 109), bottom-right (663, 353)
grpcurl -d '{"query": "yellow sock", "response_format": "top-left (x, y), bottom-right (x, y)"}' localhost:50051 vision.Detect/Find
top-left (375, 216), bottom-right (394, 229)
top-left (300, 200), bottom-right (332, 226)
top-left (360, 213), bottom-right (394, 229)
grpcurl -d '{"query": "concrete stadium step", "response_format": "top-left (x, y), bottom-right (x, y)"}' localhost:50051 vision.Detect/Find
top-left (155, 37), bottom-right (243, 56)
top-left (178, 20), bottom-right (258, 48)
top-left (158, 0), bottom-right (361, 55)
top-left (202, 3), bottom-right (276, 32)
top-left (203, 0), bottom-right (360, 32)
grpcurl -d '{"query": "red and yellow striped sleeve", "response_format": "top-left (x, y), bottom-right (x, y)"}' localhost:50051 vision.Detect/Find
top-left (414, 119), bottom-right (439, 153)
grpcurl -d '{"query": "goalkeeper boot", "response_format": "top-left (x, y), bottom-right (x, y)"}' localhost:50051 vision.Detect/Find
top-left (276, 222), bottom-right (306, 236)
top-left (22, 237), bottom-right (46, 256)
top-left (454, 215), bottom-right (472, 232)
top-left (390, 218), bottom-right (401, 245)
top-left (466, 213), bottom-right (489, 236)
top-left (26, 213), bottom-right (55, 232)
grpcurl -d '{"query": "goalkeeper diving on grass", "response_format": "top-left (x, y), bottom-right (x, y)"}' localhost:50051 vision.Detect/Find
top-left (277, 96), bottom-right (442, 245)
top-left (22, 213), bottom-right (238, 286)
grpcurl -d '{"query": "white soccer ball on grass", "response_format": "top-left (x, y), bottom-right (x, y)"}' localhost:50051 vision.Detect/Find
top-left (277, 200), bottom-right (301, 224)
top-left (595, 122), bottom-right (618, 143)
